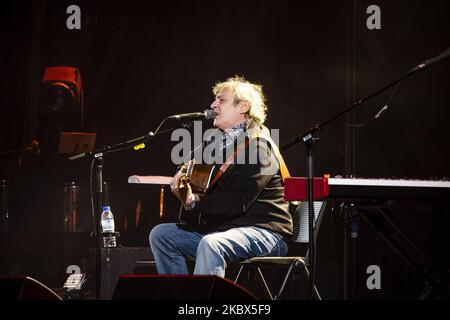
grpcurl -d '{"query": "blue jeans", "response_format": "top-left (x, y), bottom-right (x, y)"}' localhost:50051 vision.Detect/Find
top-left (149, 223), bottom-right (288, 278)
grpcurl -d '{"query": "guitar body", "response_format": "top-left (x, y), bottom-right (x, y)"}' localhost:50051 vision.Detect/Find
top-left (188, 163), bottom-right (215, 194)
top-left (178, 161), bottom-right (215, 226)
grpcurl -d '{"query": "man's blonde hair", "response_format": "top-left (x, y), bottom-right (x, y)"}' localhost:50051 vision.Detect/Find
top-left (213, 76), bottom-right (267, 124)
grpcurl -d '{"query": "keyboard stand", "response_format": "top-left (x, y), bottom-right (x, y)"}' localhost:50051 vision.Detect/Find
top-left (351, 201), bottom-right (448, 299)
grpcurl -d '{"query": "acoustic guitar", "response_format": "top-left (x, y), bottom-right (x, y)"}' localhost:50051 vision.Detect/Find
top-left (177, 159), bottom-right (215, 226)
top-left (178, 159), bottom-right (215, 194)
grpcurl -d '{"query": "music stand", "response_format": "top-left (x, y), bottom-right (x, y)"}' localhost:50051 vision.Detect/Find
top-left (58, 132), bottom-right (96, 154)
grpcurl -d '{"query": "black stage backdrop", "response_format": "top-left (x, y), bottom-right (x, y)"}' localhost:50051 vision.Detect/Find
top-left (0, 0), bottom-right (449, 299)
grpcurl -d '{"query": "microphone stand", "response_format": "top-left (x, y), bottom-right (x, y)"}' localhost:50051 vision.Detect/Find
top-left (68, 117), bottom-right (193, 300)
top-left (282, 47), bottom-right (450, 300)
top-left (69, 130), bottom-right (155, 300)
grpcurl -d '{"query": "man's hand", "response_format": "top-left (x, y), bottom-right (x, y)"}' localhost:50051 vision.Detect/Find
top-left (170, 170), bottom-right (182, 200)
top-left (180, 183), bottom-right (194, 209)
top-left (170, 170), bottom-right (193, 207)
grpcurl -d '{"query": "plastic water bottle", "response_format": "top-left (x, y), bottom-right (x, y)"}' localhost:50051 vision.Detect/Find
top-left (100, 206), bottom-right (116, 248)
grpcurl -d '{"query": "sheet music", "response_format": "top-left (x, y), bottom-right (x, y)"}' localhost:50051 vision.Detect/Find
top-left (128, 175), bottom-right (172, 185)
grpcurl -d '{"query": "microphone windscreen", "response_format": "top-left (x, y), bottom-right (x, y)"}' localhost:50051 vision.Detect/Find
top-left (204, 109), bottom-right (217, 120)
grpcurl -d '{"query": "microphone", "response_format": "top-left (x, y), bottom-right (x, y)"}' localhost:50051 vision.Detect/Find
top-left (169, 109), bottom-right (217, 120)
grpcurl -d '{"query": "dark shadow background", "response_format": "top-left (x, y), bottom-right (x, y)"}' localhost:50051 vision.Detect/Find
top-left (0, 0), bottom-right (449, 299)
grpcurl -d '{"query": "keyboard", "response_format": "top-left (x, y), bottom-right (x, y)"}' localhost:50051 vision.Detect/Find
top-left (284, 177), bottom-right (450, 201)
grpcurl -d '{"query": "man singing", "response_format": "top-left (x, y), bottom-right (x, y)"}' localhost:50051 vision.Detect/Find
top-left (149, 76), bottom-right (292, 277)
